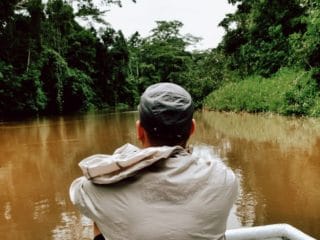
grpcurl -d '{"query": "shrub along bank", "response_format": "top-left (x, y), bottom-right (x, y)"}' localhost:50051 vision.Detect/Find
top-left (204, 68), bottom-right (320, 117)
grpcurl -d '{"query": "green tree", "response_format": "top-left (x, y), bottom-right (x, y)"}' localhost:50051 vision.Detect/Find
top-left (137, 21), bottom-right (193, 89)
top-left (63, 68), bottom-right (94, 112)
top-left (220, 0), bottom-right (306, 77)
top-left (0, 61), bottom-right (47, 117)
top-left (26, 0), bottom-right (44, 70)
top-left (0, 61), bottom-right (21, 116)
top-left (94, 27), bottom-right (117, 106)
top-left (66, 28), bottom-right (97, 75)
top-left (110, 30), bottom-right (131, 106)
top-left (183, 49), bottom-right (226, 108)
top-left (45, 0), bottom-right (75, 55)
top-left (94, 28), bottom-right (131, 108)
top-left (75, 0), bottom-right (136, 25)
top-left (127, 20), bottom-right (218, 108)
top-left (289, 2), bottom-right (320, 85)
top-left (39, 48), bottom-right (68, 114)
top-left (0, 0), bottom-right (138, 117)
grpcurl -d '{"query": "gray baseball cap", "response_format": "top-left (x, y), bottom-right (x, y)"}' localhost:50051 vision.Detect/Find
top-left (139, 82), bottom-right (194, 140)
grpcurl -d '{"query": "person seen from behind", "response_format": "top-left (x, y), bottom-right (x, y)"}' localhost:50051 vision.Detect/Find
top-left (69, 82), bottom-right (238, 240)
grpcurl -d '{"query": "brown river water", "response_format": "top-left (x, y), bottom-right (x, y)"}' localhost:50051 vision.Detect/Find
top-left (0, 111), bottom-right (319, 239)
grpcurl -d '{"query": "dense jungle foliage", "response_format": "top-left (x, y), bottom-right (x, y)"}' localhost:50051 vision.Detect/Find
top-left (1, 0), bottom-right (320, 118)
top-left (206, 0), bottom-right (320, 116)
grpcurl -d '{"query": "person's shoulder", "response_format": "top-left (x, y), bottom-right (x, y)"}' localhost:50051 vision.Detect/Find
top-left (203, 158), bottom-right (239, 201)
top-left (69, 176), bottom-right (89, 204)
top-left (203, 156), bottom-right (238, 188)
top-left (214, 159), bottom-right (238, 196)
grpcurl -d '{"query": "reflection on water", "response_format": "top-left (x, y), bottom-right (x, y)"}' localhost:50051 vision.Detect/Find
top-left (193, 111), bottom-right (320, 238)
top-left (0, 111), bottom-right (319, 239)
top-left (52, 213), bottom-right (92, 240)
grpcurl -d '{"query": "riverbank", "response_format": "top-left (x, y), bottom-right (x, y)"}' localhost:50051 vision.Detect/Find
top-left (204, 68), bottom-right (320, 117)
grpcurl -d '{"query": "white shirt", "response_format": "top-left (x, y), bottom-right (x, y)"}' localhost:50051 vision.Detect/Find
top-left (70, 144), bottom-right (238, 240)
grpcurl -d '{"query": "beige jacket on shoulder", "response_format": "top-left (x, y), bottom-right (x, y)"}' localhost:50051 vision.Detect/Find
top-left (70, 144), bottom-right (238, 240)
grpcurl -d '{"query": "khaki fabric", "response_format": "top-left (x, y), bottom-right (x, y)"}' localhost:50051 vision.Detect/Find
top-left (70, 144), bottom-right (238, 240)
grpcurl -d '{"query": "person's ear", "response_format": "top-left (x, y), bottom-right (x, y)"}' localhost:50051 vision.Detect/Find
top-left (190, 119), bottom-right (196, 136)
top-left (136, 120), bottom-right (151, 147)
top-left (136, 120), bottom-right (145, 141)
